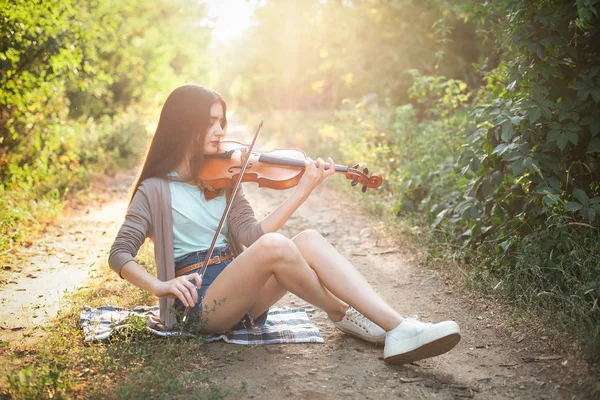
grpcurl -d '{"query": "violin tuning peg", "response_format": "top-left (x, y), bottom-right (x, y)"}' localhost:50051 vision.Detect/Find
top-left (351, 177), bottom-right (359, 187)
top-left (352, 164), bottom-right (359, 170)
top-left (362, 184), bottom-right (368, 193)
top-left (363, 167), bottom-right (369, 175)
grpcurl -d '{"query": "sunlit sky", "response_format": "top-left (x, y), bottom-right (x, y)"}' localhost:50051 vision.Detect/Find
top-left (203, 0), bottom-right (258, 44)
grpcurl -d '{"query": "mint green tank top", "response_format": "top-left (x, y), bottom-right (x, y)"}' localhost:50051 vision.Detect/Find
top-left (168, 172), bottom-right (229, 259)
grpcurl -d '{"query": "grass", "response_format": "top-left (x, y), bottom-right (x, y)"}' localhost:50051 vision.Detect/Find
top-left (1, 243), bottom-right (246, 399)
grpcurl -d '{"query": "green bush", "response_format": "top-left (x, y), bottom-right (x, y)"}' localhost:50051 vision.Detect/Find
top-left (311, 61), bottom-right (600, 357)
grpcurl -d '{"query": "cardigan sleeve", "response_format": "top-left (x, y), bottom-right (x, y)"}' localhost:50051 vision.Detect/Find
top-left (228, 185), bottom-right (264, 247)
top-left (108, 187), bottom-right (152, 277)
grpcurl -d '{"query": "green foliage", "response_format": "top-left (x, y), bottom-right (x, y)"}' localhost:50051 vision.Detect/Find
top-left (0, 0), bottom-right (215, 253)
top-left (311, 0), bottom-right (600, 357)
top-left (281, 0), bottom-right (600, 355)
top-left (7, 361), bottom-right (68, 400)
top-left (460, 0), bottom-right (600, 231)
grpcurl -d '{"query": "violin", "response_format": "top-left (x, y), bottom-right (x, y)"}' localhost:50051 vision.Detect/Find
top-left (197, 140), bottom-right (383, 199)
top-left (182, 123), bottom-right (380, 323)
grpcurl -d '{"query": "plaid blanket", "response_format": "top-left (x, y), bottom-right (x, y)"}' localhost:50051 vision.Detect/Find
top-left (80, 305), bottom-right (324, 345)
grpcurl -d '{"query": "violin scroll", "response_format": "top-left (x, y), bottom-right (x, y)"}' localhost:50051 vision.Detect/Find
top-left (344, 164), bottom-right (383, 193)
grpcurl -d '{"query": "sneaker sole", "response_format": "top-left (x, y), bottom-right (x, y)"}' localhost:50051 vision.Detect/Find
top-left (383, 332), bottom-right (461, 364)
top-left (337, 327), bottom-right (386, 345)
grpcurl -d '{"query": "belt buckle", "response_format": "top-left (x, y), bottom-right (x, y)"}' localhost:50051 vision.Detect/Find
top-left (213, 254), bottom-right (222, 264)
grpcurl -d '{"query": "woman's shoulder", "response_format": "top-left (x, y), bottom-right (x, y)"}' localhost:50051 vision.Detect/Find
top-left (138, 176), bottom-right (168, 190)
top-left (134, 176), bottom-right (170, 201)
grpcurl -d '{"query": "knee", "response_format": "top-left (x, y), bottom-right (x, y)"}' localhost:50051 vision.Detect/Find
top-left (254, 232), bottom-right (297, 263)
top-left (293, 229), bottom-right (323, 246)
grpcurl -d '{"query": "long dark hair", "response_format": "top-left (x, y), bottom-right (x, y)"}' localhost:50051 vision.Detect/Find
top-left (129, 84), bottom-right (227, 204)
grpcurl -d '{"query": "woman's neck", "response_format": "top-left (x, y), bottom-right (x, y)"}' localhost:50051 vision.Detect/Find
top-left (174, 158), bottom-right (191, 178)
top-left (174, 160), bottom-right (207, 189)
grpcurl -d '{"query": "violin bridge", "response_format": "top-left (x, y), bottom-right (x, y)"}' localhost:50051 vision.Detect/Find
top-left (240, 148), bottom-right (249, 167)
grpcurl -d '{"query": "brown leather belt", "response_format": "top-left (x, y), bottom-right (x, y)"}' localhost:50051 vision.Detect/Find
top-left (175, 252), bottom-right (234, 277)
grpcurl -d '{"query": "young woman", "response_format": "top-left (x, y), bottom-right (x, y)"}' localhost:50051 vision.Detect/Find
top-left (109, 84), bottom-right (461, 364)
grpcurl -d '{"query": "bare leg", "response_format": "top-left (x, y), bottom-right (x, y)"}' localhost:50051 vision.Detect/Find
top-left (200, 233), bottom-right (348, 333)
top-left (225, 229), bottom-right (403, 330)
top-left (292, 230), bottom-right (403, 331)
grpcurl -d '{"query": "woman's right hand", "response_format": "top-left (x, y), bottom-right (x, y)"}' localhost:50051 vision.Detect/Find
top-left (151, 273), bottom-right (202, 308)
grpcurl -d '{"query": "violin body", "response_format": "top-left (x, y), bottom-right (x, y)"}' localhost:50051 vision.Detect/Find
top-left (197, 140), bottom-right (383, 198)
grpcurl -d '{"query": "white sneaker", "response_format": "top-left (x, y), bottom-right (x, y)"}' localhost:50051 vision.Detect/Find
top-left (383, 318), bottom-right (461, 364)
top-left (332, 306), bottom-right (386, 345)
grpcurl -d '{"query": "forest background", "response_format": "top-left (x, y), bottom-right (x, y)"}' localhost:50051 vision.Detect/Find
top-left (1, 0), bottom-right (599, 371)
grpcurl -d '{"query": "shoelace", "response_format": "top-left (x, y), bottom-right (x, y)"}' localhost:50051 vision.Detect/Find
top-left (347, 307), bottom-right (374, 332)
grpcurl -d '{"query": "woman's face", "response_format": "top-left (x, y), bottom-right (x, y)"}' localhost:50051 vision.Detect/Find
top-left (203, 102), bottom-right (225, 155)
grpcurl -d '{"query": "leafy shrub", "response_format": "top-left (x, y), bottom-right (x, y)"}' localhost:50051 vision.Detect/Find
top-left (316, 59), bottom-right (600, 356)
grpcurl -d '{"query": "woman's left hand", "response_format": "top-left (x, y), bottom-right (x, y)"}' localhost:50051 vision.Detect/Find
top-left (296, 157), bottom-right (336, 197)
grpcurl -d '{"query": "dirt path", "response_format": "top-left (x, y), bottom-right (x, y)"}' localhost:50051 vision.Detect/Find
top-left (0, 171), bottom-right (137, 346)
top-left (221, 184), bottom-right (586, 399)
top-left (0, 119), bottom-right (593, 399)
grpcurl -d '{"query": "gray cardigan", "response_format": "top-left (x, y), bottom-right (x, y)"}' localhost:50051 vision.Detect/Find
top-left (108, 177), bottom-right (264, 329)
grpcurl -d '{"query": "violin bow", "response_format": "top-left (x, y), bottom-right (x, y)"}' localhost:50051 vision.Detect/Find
top-left (182, 121), bottom-right (264, 323)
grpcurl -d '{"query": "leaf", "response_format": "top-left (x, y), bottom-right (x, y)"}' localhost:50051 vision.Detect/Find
top-left (565, 201), bottom-right (583, 211)
top-left (544, 194), bottom-right (559, 206)
top-left (587, 138), bottom-right (600, 153)
top-left (510, 116), bottom-right (522, 125)
top-left (477, 178), bottom-right (493, 199)
top-left (547, 177), bottom-right (561, 193)
top-left (532, 85), bottom-right (548, 100)
top-left (590, 196), bottom-right (600, 205)
top-left (511, 160), bottom-right (524, 175)
top-left (547, 129), bottom-right (561, 142)
top-left (536, 184), bottom-right (556, 195)
top-left (578, 89), bottom-right (591, 101)
top-left (587, 208), bottom-right (597, 223)
top-left (507, 80), bottom-right (516, 91)
top-left (492, 144), bottom-right (509, 156)
top-left (556, 134), bottom-right (568, 150)
top-left (558, 109), bottom-right (570, 122)
top-left (567, 131), bottom-right (579, 145)
top-left (460, 165), bottom-right (470, 177)
top-left (570, 81), bottom-right (587, 90)
top-left (499, 239), bottom-right (512, 252)
top-left (531, 162), bottom-right (544, 179)
top-left (491, 170), bottom-right (504, 185)
top-left (536, 45), bottom-right (545, 60)
top-left (580, 115), bottom-right (595, 125)
top-left (431, 209), bottom-right (449, 229)
top-left (574, 188), bottom-right (589, 205)
top-left (529, 108), bottom-right (542, 124)
top-left (591, 120), bottom-right (600, 136)
top-left (502, 121), bottom-right (513, 142)
top-left (541, 107), bottom-right (552, 119)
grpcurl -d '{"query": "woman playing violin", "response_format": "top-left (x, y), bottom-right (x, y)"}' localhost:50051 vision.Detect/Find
top-left (109, 84), bottom-right (461, 364)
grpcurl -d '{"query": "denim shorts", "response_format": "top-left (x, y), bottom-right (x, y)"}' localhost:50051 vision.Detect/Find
top-left (173, 247), bottom-right (268, 331)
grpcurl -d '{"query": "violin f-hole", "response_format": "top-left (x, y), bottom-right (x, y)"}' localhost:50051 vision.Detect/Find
top-left (229, 163), bottom-right (254, 173)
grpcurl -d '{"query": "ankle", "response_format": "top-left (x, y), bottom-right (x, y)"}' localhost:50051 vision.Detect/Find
top-left (379, 316), bottom-right (404, 332)
top-left (327, 304), bottom-right (349, 322)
